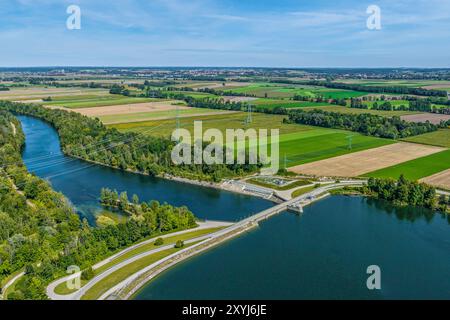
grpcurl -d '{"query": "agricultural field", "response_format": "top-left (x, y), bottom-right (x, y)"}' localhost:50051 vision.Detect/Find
top-left (0, 87), bottom-right (109, 101)
top-left (300, 105), bottom-right (419, 116)
top-left (400, 113), bottom-right (450, 125)
top-left (216, 83), bottom-right (369, 99)
top-left (420, 169), bottom-right (450, 190)
top-left (402, 129), bottom-right (450, 148)
top-left (339, 79), bottom-right (450, 88)
top-left (289, 142), bottom-right (444, 177)
top-left (251, 98), bottom-right (334, 109)
top-left (365, 149), bottom-right (450, 181)
top-left (110, 112), bottom-right (394, 167)
top-left (99, 108), bottom-right (235, 125)
top-left (42, 96), bottom-right (162, 109)
top-left (360, 100), bottom-right (410, 108)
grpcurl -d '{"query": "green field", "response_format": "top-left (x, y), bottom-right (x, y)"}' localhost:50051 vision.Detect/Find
top-left (339, 79), bottom-right (450, 88)
top-left (98, 107), bottom-right (224, 124)
top-left (301, 105), bottom-right (419, 116)
top-left (361, 100), bottom-right (410, 109)
top-left (110, 112), bottom-right (394, 167)
top-left (42, 96), bottom-right (163, 109)
top-left (402, 129), bottom-right (450, 148)
top-left (216, 83), bottom-right (369, 99)
top-left (252, 98), bottom-right (334, 109)
top-left (364, 149), bottom-right (450, 180)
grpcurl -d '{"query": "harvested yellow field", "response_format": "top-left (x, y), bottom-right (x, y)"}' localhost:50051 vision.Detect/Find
top-left (420, 169), bottom-right (450, 190)
top-left (288, 142), bottom-right (445, 177)
top-left (67, 101), bottom-right (187, 117)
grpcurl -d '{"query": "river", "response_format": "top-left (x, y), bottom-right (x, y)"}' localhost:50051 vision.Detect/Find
top-left (18, 115), bottom-right (450, 299)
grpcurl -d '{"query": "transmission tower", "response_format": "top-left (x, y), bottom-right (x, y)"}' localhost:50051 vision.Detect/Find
top-left (245, 104), bottom-right (253, 124)
top-left (347, 135), bottom-right (353, 150)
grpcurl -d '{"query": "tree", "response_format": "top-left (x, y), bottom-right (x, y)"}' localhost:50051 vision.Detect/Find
top-left (174, 240), bottom-right (184, 248)
top-left (81, 266), bottom-right (95, 280)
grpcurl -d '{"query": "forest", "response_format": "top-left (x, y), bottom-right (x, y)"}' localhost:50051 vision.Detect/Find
top-left (0, 101), bottom-right (261, 182)
top-left (364, 176), bottom-right (438, 210)
top-left (286, 109), bottom-right (445, 139)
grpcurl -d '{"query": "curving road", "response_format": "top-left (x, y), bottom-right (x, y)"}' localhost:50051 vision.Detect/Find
top-left (46, 220), bottom-right (232, 300)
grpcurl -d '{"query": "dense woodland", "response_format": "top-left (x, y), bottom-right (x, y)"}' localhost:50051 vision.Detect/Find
top-left (0, 109), bottom-right (199, 299)
top-left (364, 176), bottom-right (439, 210)
top-left (286, 109), bottom-right (445, 139)
top-left (0, 101), bottom-right (261, 182)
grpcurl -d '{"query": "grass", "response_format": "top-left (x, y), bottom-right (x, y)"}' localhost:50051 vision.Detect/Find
top-left (54, 279), bottom-right (89, 295)
top-left (301, 105), bottom-right (419, 116)
top-left (312, 89), bottom-right (369, 99)
top-left (291, 185), bottom-right (318, 198)
top-left (247, 178), bottom-right (310, 190)
top-left (42, 97), bottom-right (163, 109)
top-left (95, 227), bottom-right (224, 275)
top-left (110, 112), bottom-right (394, 167)
top-left (363, 149), bottom-right (450, 180)
top-left (278, 130), bottom-right (394, 166)
top-left (402, 129), bottom-right (450, 148)
top-left (217, 83), bottom-right (370, 100)
top-left (98, 107), bottom-right (225, 125)
top-left (361, 100), bottom-right (410, 109)
top-left (338, 79), bottom-right (450, 87)
top-left (0, 269), bottom-right (24, 299)
top-left (81, 242), bottom-right (199, 300)
top-left (252, 99), bottom-right (334, 109)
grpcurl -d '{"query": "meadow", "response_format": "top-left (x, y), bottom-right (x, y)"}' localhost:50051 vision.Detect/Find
top-left (99, 108), bottom-right (233, 124)
top-left (402, 129), bottom-right (450, 148)
top-left (364, 149), bottom-right (450, 180)
top-left (301, 105), bottom-right (419, 116)
top-left (361, 100), bottom-right (410, 108)
top-left (340, 79), bottom-right (450, 88)
top-left (216, 83), bottom-right (369, 99)
top-left (42, 96), bottom-right (163, 109)
top-left (110, 112), bottom-right (393, 167)
top-left (252, 98), bottom-right (334, 109)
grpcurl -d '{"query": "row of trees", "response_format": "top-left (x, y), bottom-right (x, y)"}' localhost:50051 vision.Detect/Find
top-left (1, 101), bottom-right (260, 182)
top-left (293, 94), bottom-right (347, 106)
top-left (286, 109), bottom-right (445, 139)
top-left (364, 176), bottom-right (438, 210)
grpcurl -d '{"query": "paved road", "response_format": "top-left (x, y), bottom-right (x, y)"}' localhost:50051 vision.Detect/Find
top-left (0, 272), bottom-right (24, 300)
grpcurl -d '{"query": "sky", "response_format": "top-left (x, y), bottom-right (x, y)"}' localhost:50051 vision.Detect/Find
top-left (1, 0), bottom-right (450, 67)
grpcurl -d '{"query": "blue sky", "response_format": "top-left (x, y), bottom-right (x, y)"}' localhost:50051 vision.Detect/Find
top-left (2, 0), bottom-right (450, 67)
